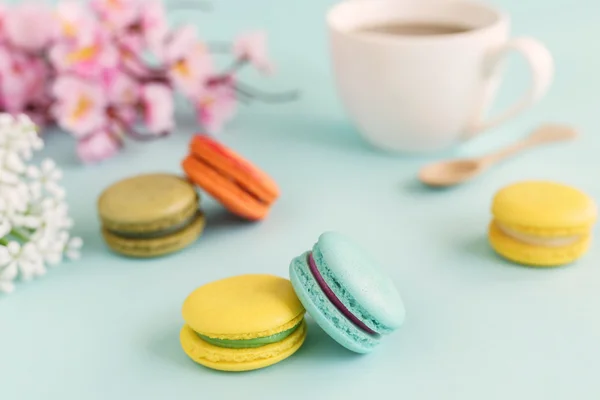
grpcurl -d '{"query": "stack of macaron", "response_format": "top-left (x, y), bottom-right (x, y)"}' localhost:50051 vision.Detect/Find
top-left (180, 231), bottom-right (406, 372)
top-left (98, 173), bottom-right (205, 258)
top-left (489, 180), bottom-right (597, 267)
top-left (182, 134), bottom-right (280, 221)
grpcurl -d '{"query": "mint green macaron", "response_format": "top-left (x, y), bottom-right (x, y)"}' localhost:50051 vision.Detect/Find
top-left (289, 231), bottom-right (405, 353)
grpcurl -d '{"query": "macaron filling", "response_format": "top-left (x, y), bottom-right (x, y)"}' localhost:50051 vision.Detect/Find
top-left (307, 252), bottom-right (378, 335)
top-left (189, 153), bottom-right (267, 205)
top-left (107, 211), bottom-right (203, 239)
top-left (197, 322), bottom-right (301, 349)
top-left (497, 222), bottom-right (582, 247)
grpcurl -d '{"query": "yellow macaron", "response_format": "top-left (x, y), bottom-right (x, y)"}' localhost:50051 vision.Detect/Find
top-left (489, 180), bottom-right (597, 267)
top-left (180, 274), bottom-right (306, 372)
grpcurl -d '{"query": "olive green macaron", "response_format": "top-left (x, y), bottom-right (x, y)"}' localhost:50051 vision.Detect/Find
top-left (98, 173), bottom-right (205, 258)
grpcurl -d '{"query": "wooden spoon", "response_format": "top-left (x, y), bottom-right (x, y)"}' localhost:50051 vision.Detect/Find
top-left (418, 124), bottom-right (578, 188)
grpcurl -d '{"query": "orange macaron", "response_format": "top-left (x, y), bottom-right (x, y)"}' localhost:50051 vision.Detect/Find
top-left (182, 134), bottom-right (280, 221)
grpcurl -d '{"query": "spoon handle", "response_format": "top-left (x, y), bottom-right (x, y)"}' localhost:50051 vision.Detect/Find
top-left (480, 124), bottom-right (578, 166)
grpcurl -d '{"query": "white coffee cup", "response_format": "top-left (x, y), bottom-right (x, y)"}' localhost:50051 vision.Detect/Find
top-left (327, 0), bottom-right (554, 153)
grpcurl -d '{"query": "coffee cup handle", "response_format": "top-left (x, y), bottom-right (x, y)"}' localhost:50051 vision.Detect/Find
top-left (465, 37), bottom-right (554, 137)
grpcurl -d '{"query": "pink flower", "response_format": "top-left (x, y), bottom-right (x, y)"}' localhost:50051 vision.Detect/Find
top-left (102, 71), bottom-right (140, 126)
top-left (233, 31), bottom-right (274, 74)
top-left (49, 28), bottom-right (118, 78)
top-left (163, 25), bottom-right (213, 98)
top-left (118, 46), bottom-right (151, 79)
top-left (55, 1), bottom-right (97, 44)
top-left (118, 0), bottom-right (168, 55)
top-left (52, 77), bottom-right (107, 138)
top-left (196, 81), bottom-right (237, 133)
top-left (105, 70), bottom-right (139, 105)
top-left (4, 4), bottom-right (56, 51)
top-left (142, 84), bottom-right (174, 134)
top-left (141, 1), bottom-right (168, 53)
top-left (0, 48), bottom-right (49, 113)
top-left (90, 0), bottom-right (140, 32)
top-left (77, 130), bottom-right (121, 164)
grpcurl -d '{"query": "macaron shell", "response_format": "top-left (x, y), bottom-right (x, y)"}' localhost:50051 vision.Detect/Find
top-left (290, 253), bottom-right (379, 353)
top-left (102, 213), bottom-right (205, 258)
top-left (98, 173), bottom-right (199, 234)
top-left (189, 135), bottom-right (279, 203)
top-left (182, 274), bottom-right (305, 340)
top-left (488, 221), bottom-right (591, 267)
top-left (492, 181), bottom-right (597, 230)
top-left (313, 231), bottom-right (406, 333)
top-left (182, 155), bottom-right (270, 221)
top-left (180, 320), bottom-right (307, 372)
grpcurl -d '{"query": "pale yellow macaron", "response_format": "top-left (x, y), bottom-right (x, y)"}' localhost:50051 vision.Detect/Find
top-left (489, 180), bottom-right (597, 267)
top-left (180, 274), bottom-right (306, 372)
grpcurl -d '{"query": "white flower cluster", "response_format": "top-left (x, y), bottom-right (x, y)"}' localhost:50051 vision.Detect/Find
top-left (0, 114), bottom-right (82, 294)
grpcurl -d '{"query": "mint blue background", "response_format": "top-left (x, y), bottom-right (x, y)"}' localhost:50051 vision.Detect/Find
top-left (2, 0), bottom-right (600, 398)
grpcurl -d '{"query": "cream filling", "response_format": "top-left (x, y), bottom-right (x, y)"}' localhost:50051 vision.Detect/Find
top-left (497, 223), bottom-right (581, 247)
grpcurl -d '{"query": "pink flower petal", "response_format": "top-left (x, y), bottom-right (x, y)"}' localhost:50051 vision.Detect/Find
top-left (142, 0), bottom-right (168, 54)
top-left (77, 130), bottom-right (121, 164)
top-left (55, 1), bottom-right (96, 43)
top-left (4, 4), bottom-right (56, 51)
top-left (90, 0), bottom-right (140, 31)
top-left (163, 26), bottom-right (214, 98)
top-left (114, 106), bottom-right (137, 127)
top-left (106, 71), bottom-right (139, 105)
top-left (233, 31), bottom-right (274, 74)
top-left (142, 84), bottom-right (174, 134)
top-left (118, 33), bottom-right (144, 56)
top-left (0, 48), bottom-right (50, 113)
top-left (49, 29), bottom-right (119, 79)
top-left (52, 77), bottom-right (107, 138)
top-left (196, 82), bottom-right (237, 133)
top-left (163, 25), bottom-right (197, 62)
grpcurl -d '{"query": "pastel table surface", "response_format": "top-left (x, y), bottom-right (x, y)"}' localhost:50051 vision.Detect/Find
top-left (2, 0), bottom-right (600, 399)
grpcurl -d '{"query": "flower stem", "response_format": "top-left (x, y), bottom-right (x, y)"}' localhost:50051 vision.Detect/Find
top-left (110, 113), bottom-right (171, 142)
top-left (235, 91), bottom-right (253, 105)
top-left (10, 228), bottom-right (30, 242)
top-left (234, 82), bottom-right (299, 103)
top-left (222, 58), bottom-right (248, 76)
top-left (116, 43), bottom-right (169, 80)
top-left (125, 128), bottom-right (170, 141)
top-left (205, 59), bottom-right (247, 88)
